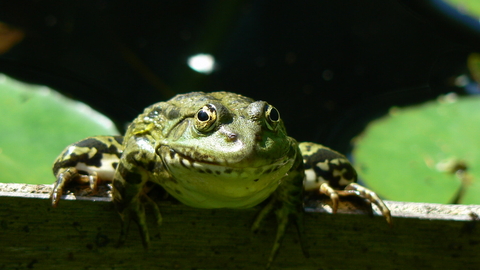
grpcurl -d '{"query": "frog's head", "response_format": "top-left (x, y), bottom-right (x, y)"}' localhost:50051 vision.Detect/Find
top-left (154, 92), bottom-right (295, 168)
top-left (133, 92), bottom-right (298, 207)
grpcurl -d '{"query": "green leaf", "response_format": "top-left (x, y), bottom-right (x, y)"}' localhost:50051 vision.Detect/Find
top-left (0, 74), bottom-right (119, 184)
top-left (443, 0), bottom-right (480, 20)
top-left (353, 94), bottom-right (480, 204)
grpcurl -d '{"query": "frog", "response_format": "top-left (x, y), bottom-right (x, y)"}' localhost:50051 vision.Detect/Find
top-left (50, 91), bottom-right (391, 268)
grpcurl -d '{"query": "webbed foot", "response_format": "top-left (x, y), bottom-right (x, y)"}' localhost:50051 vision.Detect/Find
top-left (252, 199), bottom-right (307, 269)
top-left (115, 191), bottom-right (163, 249)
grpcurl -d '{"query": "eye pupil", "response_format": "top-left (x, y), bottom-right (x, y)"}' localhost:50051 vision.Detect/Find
top-left (263, 104), bottom-right (280, 130)
top-left (197, 110), bottom-right (210, 121)
top-left (269, 107), bottom-right (279, 121)
top-left (195, 104), bottom-right (218, 133)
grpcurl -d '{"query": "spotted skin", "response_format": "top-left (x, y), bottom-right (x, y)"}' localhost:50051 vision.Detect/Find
top-left (50, 91), bottom-right (391, 269)
top-left (51, 136), bottom-right (123, 206)
top-left (300, 142), bottom-right (391, 224)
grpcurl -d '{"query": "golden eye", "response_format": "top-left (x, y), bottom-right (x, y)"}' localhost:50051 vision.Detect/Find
top-left (195, 104), bottom-right (218, 132)
top-left (264, 104), bottom-right (280, 130)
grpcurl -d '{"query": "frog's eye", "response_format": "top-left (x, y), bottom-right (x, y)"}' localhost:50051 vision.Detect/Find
top-left (195, 104), bottom-right (218, 132)
top-left (264, 104), bottom-right (280, 130)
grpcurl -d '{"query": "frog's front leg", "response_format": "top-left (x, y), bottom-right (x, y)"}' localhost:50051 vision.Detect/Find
top-left (50, 136), bottom-right (123, 207)
top-left (252, 147), bottom-right (307, 269)
top-left (112, 135), bottom-right (163, 248)
top-left (300, 142), bottom-right (392, 225)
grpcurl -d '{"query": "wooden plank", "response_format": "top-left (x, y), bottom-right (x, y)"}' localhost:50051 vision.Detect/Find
top-left (1, 183), bottom-right (480, 269)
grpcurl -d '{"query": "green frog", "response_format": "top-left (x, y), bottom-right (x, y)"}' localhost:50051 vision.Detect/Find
top-left (50, 91), bottom-right (391, 268)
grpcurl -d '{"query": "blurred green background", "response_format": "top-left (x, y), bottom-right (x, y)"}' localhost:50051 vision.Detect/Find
top-left (0, 74), bottom-right (118, 184)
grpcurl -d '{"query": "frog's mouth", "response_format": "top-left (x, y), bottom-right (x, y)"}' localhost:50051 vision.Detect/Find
top-left (158, 145), bottom-right (289, 170)
top-left (166, 146), bottom-right (223, 166)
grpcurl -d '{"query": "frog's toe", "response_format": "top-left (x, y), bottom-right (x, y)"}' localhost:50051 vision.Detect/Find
top-left (50, 168), bottom-right (78, 207)
top-left (50, 183), bottom-right (63, 207)
top-left (344, 183), bottom-right (392, 225)
top-left (319, 183), bottom-right (340, 214)
top-left (320, 182), bottom-right (392, 225)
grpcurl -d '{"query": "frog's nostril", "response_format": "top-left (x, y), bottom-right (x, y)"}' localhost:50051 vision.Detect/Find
top-left (226, 132), bottom-right (238, 142)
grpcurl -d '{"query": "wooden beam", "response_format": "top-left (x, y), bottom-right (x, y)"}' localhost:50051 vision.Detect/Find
top-left (1, 183), bottom-right (479, 269)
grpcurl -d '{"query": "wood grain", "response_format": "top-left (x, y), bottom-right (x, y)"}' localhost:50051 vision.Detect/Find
top-left (1, 183), bottom-right (479, 269)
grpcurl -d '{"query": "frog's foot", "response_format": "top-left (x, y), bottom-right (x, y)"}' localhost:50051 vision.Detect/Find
top-left (320, 182), bottom-right (392, 225)
top-left (50, 168), bottom-right (99, 207)
top-left (117, 197), bottom-right (150, 248)
top-left (116, 193), bottom-right (162, 249)
top-left (251, 199), bottom-right (307, 269)
top-left (143, 193), bottom-right (163, 227)
top-left (251, 199), bottom-right (275, 233)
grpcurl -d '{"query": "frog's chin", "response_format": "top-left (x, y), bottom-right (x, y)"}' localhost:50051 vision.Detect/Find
top-left (161, 152), bottom-right (293, 209)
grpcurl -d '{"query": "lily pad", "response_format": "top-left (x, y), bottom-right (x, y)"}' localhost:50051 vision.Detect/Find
top-left (353, 94), bottom-right (480, 204)
top-left (0, 74), bottom-right (119, 184)
top-left (443, 0), bottom-right (480, 19)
